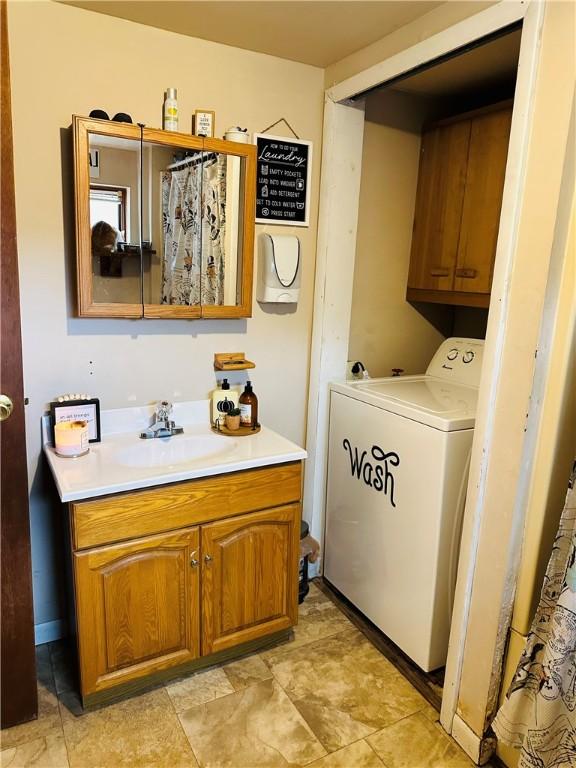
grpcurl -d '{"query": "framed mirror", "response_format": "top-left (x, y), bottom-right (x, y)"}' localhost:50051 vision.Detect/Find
top-left (73, 117), bottom-right (256, 319)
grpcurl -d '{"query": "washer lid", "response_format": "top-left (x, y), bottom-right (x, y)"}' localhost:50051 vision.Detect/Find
top-left (332, 375), bottom-right (478, 431)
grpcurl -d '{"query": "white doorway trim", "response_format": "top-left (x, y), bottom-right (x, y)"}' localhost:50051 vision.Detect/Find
top-left (304, 0), bottom-right (546, 757)
top-left (442, 2), bottom-right (546, 757)
top-left (327, 1), bottom-right (528, 104)
top-left (303, 96), bottom-right (365, 545)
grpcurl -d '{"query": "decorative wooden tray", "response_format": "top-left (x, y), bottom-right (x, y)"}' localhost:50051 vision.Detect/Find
top-left (214, 352), bottom-right (256, 371)
top-left (211, 423), bottom-right (261, 437)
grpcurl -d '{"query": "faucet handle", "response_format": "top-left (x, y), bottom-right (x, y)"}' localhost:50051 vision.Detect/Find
top-left (156, 400), bottom-right (172, 422)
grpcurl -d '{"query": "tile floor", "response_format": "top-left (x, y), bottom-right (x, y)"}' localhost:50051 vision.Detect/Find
top-left (0, 583), bottom-right (485, 768)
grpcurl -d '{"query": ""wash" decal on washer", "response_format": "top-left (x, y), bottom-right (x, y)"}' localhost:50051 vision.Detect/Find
top-left (342, 439), bottom-right (400, 507)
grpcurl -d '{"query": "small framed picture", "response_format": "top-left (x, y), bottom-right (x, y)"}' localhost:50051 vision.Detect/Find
top-left (194, 110), bottom-right (215, 138)
top-left (51, 398), bottom-right (101, 443)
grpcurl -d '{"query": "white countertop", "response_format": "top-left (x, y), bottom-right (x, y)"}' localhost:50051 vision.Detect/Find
top-left (43, 400), bottom-right (307, 502)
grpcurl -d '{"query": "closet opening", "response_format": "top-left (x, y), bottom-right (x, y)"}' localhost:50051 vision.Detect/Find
top-left (322, 24), bottom-right (522, 711)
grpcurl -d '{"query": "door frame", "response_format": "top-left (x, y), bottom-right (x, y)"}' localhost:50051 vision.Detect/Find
top-left (304, 0), bottom-right (558, 759)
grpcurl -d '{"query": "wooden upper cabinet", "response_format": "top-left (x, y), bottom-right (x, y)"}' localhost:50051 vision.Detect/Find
top-left (455, 108), bottom-right (513, 294)
top-left (74, 527), bottom-right (200, 698)
top-left (407, 120), bottom-right (471, 292)
top-left (73, 116), bottom-right (256, 319)
top-left (407, 102), bottom-right (513, 307)
top-left (201, 505), bottom-right (299, 655)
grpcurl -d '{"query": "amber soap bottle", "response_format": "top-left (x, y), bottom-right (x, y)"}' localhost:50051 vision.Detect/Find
top-left (239, 381), bottom-right (258, 428)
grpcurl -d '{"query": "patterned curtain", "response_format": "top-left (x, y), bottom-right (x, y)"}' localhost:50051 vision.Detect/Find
top-left (161, 155), bottom-right (226, 306)
top-left (201, 155), bottom-right (227, 306)
top-left (492, 464), bottom-right (576, 768)
top-left (161, 164), bottom-right (202, 305)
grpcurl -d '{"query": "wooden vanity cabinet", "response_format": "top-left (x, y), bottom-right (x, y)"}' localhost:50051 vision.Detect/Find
top-left (68, 463), bottom-right (301, 705)
top-left (407, 102), bottom-right (513, 308)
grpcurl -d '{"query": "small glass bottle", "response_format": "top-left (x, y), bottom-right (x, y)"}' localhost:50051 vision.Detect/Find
top-left (163, 88), bottom-right (178, 132)
top-left (239, 381), bottom-right (258, 428)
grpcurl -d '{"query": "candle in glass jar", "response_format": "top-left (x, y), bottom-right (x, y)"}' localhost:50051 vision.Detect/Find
top-left (54, 420), bottom-right (89, 457)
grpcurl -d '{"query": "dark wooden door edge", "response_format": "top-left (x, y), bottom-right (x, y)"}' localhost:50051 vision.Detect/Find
top-left (1, 0), bottom-right (38, 729)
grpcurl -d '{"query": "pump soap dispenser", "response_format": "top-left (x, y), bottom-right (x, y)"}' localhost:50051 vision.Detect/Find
top-left (239, 381), bottom-right (258, 428)
top-left (211, 378), bottom-right (239, 427)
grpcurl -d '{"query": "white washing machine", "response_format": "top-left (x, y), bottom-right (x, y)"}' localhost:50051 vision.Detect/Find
top-left (324, 337), bottom-right (484, 672)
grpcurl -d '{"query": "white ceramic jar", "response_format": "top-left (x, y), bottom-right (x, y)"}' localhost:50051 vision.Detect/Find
top-left (224, 126), bottom-right (249, 143)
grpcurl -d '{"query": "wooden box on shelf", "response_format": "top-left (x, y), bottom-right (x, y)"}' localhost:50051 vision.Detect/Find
top-left (213, 352), bottom-right (255, 371)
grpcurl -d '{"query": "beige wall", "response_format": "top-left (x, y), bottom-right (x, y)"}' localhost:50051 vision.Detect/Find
top-left (8, 0), bottom-right (324, 631)
top-left (325, 1), bottom-right (495, 87)
top-left (348, 89), bottom-right (449, 376)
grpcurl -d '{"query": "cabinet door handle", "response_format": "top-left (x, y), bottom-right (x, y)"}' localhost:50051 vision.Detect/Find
top-left (455, 268), bottom-right (477, 279)
top-left (429, 267), bottom-right (450, 277)
top-left (204, 554), bottom-right (213, 564)
top-left (190, 551), bottom-right (199, 568)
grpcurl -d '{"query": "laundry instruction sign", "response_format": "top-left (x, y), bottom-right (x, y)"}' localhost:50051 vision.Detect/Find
top-left (254, 134), bottom-right (312, 227)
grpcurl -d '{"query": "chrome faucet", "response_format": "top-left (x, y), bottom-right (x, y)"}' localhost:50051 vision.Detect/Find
top-left (140, 401), bottom-right (184, 439)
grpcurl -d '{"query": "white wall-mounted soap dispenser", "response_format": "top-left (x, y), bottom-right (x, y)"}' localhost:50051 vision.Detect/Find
top-left (257, 233), bottom-right (301, 304)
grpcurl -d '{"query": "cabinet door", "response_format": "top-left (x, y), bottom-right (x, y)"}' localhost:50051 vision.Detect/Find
top-left (407, 120), bottom-right (471, 291)
top-left (73, 117), bottom-right (144, 318)
top-left (201, 505), bottom-right (299, 655)
top-left (74, 527), bottom-right (200, 698)
top-left (140, 129), bottom-right (256, 320)
top-left (455, 107), bottom-right (512, 294)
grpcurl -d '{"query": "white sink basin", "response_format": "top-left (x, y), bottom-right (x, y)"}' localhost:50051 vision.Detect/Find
top-left (114, 434), bottom-right (237, 469)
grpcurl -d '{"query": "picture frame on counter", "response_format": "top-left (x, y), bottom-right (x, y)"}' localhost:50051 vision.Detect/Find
top-left (50, 398), bottom-right (101, 443)
top-left (194, 110), bottom-right (215, 138)
top-left (254, 133), bottom-right (312, 227)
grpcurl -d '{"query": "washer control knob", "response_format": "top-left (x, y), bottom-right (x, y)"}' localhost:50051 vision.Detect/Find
top-left (463, 350), bottom-right (475, 364)
top-left (446, 348), bottom-right (459, 361)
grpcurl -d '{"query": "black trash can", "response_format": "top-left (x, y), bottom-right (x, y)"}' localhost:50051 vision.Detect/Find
top-left (299, 520), bottom-right (310, 604)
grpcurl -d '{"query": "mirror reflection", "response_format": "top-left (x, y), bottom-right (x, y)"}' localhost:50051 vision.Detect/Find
top-left (88, 133), bottom-right (142, 305)
top-left (87, 132), bottom-right (246, 310)
top-left (142, 143), bottom-right (244, 307)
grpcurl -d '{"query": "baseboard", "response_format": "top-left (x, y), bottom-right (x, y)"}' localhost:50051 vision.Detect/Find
top-left (34, 619), bottom-right (66, 645)
top-left (452, 712), bottom-right (496, 765)
top-left (452, 714), bottom-right (483, 761)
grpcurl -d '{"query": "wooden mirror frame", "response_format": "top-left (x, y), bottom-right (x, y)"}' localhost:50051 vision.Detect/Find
top-left (73, 116), bottom-right (256, 319)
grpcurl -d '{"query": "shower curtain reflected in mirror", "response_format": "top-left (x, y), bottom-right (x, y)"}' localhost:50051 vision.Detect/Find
top-left (161, 153), bottom-right (226, 305)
